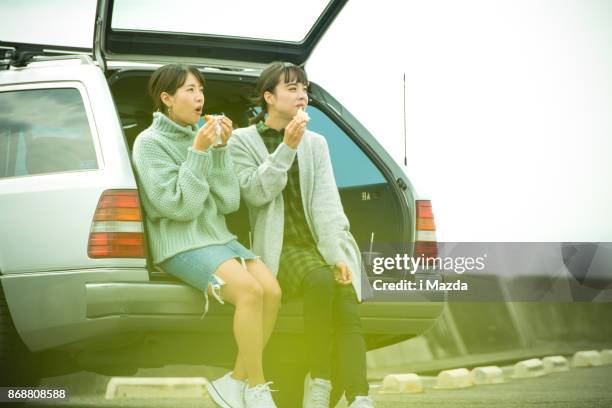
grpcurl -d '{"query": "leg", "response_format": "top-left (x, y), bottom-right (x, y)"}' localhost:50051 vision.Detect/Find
top-left (330, 285), bottom-right (369, 404)
top-left (302, 266), bottom-right (336, 380)
top-left (214, 259), bottom-right (267, 385)
top-left (233, 259), bottom-right (282, 381)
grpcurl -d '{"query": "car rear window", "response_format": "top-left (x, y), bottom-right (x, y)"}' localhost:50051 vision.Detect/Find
top-left (111, 0), bottom-right (331, 42)
top-left (0, 88), bottom-right (98, 179)
top-left (307, 106), bottom-right (386, 188)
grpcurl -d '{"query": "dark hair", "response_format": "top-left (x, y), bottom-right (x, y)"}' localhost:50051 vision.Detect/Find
top-left (250, 61), bottom-right (309, 125)
top-left (148, 64), bottom-right (205, 114)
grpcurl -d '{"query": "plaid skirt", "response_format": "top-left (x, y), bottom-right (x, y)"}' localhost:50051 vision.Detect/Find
top-left (277, 242), bottom-right (333, 302)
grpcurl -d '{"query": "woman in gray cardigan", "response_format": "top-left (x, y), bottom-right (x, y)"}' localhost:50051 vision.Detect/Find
top-left (229, 62), bottom-right (374, 408)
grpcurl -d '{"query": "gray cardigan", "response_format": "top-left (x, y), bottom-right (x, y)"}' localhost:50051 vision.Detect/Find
top-left (228, 124), bottom-right (364, 301)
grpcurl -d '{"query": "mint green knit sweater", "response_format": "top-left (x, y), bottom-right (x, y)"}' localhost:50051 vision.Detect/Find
top-left (132, 112), bottom-right (239, 265)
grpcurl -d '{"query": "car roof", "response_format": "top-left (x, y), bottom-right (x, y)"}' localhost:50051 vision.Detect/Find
top-left (0, 55), bottom-right (100, 86)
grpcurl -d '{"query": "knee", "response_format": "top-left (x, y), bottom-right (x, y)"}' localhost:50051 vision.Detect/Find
top-left (247, 261), bottom-right (282, 307)
top-left (334, 287), bottom-right (363, 333)
top-left (304, 267), bottom-right (335, 295)
top-left (238, 279), bottom-right (264, 307)
top-left (265, 280), bottom-right (282, 307)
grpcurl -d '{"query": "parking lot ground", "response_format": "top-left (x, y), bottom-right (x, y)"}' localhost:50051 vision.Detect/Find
top-left (20, 362), bottom-right (612, 407)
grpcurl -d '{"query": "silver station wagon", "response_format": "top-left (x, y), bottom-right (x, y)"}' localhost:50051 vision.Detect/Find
top-left (0, 0), bottom-right (443, 404)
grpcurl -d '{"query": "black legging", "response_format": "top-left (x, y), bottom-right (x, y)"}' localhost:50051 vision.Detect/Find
top-left (301, 266), bottom-right (369, 403)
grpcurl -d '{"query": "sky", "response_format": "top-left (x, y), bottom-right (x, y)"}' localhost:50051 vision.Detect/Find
top-left (1, 0), bottom-right (611, 242)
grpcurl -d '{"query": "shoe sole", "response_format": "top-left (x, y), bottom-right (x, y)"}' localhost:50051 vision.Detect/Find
top-left (206, 381), bottom-right (236, 408)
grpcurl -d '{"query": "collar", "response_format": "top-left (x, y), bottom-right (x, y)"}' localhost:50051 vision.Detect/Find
top-left (256, 120), bottom-right (284, 138)
top-left (151, 112), bottom-right (198, 139)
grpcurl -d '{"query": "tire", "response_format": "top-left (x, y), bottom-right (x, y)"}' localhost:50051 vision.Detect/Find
top-left (0, 286), bottom-right (41, 387)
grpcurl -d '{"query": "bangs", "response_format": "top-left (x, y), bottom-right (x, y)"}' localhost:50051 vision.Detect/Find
top-left (281, 65), bottom-right (309, 86)
top-left (186, 66), bottom-right (206, 88)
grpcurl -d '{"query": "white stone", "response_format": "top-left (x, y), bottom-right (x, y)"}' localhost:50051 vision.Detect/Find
top-left (434, 368), bottom-right (473, 389)
top-left (470, 366), bottom-right (504, 385)
top-left (105, 377), bottom-right (209, 399)
top-left (572, 350), bottom-right (603, 368)
top-left (542, 356), bottom-right (569, 373)
top-left (381, 373), bottom-right (424, 393)
top-left (600, 349), bottom-right (612, 365)
top-left (512, 358), bottom-right (547, 379)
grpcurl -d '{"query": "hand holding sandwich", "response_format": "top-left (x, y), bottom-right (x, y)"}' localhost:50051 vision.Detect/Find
top-left (192, 119), bottom-right (217, 152)
top-left (283, 108), bottom-right (310, 149)
top-left (193, 115), bottom-right (233, 152)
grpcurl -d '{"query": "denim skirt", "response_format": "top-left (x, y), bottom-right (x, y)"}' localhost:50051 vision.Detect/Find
top-left (159, 240), bottom-right (258, 318)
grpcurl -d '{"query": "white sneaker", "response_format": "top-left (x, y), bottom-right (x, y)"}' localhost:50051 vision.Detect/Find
top-left (206, 371), bottom-right (246, 408)
top-left (244, 382), bottom-right (277, 408)
top-left (348, 396), bottom-right (375, 408)
top-left (303, 374), bottom-right (332, 408)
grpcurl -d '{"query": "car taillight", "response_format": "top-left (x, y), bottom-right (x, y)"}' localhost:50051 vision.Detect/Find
top-left (414, 200), bottom-right (438, 258)
top-left (88, 190), bottom-right (146, 258)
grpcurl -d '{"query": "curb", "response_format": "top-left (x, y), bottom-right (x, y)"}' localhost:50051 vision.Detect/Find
top-left (104, 377), bottom-right (209, 399)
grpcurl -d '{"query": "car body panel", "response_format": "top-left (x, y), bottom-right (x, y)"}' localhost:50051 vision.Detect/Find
top-left (0, 60), bottom-right (145, 275)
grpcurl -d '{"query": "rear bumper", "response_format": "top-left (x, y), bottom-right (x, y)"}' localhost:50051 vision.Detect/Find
top-left (88, 282), bottom-right (444, 338)
top-left (1, 268), bottom-right (445, 353)
top-left (1, 268), bottom-right (150, 352)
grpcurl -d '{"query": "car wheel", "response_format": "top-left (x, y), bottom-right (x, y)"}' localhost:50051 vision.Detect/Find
top-left (0, 286), bottom-right (41, 387)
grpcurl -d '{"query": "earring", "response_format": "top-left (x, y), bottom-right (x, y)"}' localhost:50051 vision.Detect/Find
top-left (168, 106), bottom-right (173, 116)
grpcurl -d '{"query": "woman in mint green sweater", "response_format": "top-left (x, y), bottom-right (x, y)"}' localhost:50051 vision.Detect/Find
top-left (132, 64), bottom-right (280, 408)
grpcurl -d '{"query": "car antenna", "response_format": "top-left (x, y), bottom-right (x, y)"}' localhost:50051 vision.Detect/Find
top-left (403, 73), bottom-right (408, 167)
